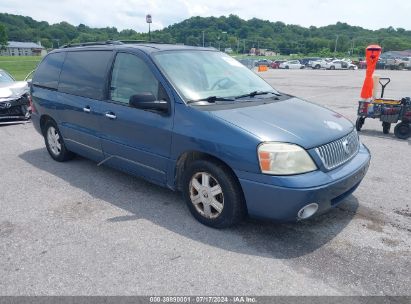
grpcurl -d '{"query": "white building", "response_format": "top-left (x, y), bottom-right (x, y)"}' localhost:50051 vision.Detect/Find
top-left (0, 41), bottom-right (46, 56)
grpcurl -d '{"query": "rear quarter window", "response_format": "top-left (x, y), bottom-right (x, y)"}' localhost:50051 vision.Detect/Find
top-left (58, 51), bottom-right (112, 100)
top-left (32, 52), bottom-right (66, 90)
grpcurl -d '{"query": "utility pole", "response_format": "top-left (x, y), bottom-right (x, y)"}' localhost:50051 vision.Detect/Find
top-left (243, 40), bottom-right (246, 54)
top-left (202, 31), bottom-right (205, 47)
top-left (351, 39), bottom-right (355, 56)
top-left (334, 34), bottom-right (339, 56)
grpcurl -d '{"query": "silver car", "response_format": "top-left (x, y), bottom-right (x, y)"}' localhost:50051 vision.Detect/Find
top-left (0, 69), bottom-right (31, 121)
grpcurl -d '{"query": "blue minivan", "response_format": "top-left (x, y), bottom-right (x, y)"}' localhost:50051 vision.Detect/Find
top-left (30, 42), bottom-right (370, 228)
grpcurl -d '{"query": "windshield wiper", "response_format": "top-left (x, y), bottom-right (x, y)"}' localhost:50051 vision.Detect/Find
top-left (186, 96), bottom-right (235, 104)
top-left (234, 91), bottom-right (280, 99)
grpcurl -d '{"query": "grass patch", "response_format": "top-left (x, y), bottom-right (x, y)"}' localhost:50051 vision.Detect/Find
top-left (0, 56), bottom-right (42, 80)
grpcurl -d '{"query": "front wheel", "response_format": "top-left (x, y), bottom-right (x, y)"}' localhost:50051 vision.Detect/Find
top-left (330, 66), bottom-right (335, 70)
top-left (356, 117), bottom-right (365, 131)
top-left (182, 160), bottom-right (246, 228)
top-left (285, 66), bottom-right (289, 69)
top-left (44, 120), bottom-right (74, 162)
top-left (394, 122), bottom-right (411, 139)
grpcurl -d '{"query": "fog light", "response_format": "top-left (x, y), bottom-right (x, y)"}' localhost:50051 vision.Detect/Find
top-left (297, 203), bottom-right (319, 219)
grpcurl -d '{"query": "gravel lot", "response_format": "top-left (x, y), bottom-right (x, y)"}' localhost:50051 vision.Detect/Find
top-left (0, 69), bottom-right (410, 296)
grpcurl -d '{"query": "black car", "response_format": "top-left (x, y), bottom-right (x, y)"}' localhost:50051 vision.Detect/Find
top-left (0, 69), bottom-right (31, 121)
top-left (254, 59), bottom-right (273, 67)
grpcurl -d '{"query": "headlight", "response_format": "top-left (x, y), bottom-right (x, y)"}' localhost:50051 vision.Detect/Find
top-left (257, 142), bottom-right (317, 175)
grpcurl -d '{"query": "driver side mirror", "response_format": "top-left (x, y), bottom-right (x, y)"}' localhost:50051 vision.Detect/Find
top-left (129, 93), bottom-right (169, 113)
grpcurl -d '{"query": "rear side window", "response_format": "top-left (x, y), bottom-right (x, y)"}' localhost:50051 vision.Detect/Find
top-left (58, 51), bottom-right (112, 100)
top-left (33, 52), bottom-right (65, 90)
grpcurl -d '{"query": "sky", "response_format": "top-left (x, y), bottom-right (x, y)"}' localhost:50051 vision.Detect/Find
top-left (1, 0), bottom-right (410, 32)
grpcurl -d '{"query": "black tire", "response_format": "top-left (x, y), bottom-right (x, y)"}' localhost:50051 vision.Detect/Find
top-left (356, 117), bottom-right (365, 131)
top-left (349, 66), bottom-right (355, 70)
top-left (44, 120), bottom-right (74, 162)
top-left (382, 122), bottom-right (391, 134)
top-left (182, 159), bottom-right (246, 228)
top-left (315, 64), bottom-right (321, 69)
top-left (330, 66), bottom-right (335, 70)
top-left (285, 66), bottom-right (289, 69)
top-left (394, 122), bottom-right (411, 139)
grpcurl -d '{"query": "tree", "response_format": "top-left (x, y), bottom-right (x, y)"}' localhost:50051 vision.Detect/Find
top-left (0, 23), bottom-right (7, 49)
top-left (1, 12), bottom-right (411, 55)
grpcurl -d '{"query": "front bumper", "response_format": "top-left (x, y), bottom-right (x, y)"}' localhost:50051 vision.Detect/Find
top-left (236, 143), bottom-right (370, 222)
top-left (0, 95), bottom-right (30, 121)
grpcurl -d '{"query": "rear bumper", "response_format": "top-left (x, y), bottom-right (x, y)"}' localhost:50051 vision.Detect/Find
top-left (31, 112), bottom-right (42, 134)
top-left (237, 143), bottom-right (370, 222)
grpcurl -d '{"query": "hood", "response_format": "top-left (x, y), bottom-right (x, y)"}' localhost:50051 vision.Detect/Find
top-left (210, 97), bottom-right (354, 149)
top-left (0, 81), bottom-right (29, 101)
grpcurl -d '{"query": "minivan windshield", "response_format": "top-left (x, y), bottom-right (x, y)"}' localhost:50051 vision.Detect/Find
top-left (153, 50), bottom-right (277, 102)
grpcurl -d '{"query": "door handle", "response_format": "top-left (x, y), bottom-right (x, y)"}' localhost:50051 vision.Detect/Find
top-left (83, 106), bottom-right (91, 113)
top-left (105, 112), bottom-right (117, 119)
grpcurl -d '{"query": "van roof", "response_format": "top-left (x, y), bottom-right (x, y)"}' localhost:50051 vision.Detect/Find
top-left (56, 40), bottom-right (216, 55)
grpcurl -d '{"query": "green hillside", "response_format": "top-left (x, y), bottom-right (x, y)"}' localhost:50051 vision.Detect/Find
top-left (1, 13), bottom-right (411, 56)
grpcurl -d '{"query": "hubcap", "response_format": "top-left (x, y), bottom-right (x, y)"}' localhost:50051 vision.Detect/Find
top-left (47, 126), bottom-right (62, 156)
top-left (189, 172), bottom-right (224, 219)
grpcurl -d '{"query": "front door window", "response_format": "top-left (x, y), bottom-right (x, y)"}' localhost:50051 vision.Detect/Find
top-left (110, 53), bottom-right (159, 105)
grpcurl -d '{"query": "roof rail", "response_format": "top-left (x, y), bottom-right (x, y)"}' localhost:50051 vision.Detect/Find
top-left (118, 40), bottom-right (148, 44)
top-left (118, 40), bottom-right (164, 44)
top-left (60, 40), bottom-right (123, 48)
top-left (60, 39), bottom-right (168, 49)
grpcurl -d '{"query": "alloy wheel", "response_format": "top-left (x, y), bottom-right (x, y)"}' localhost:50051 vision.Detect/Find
top-left (189, 172), bottom-right (224, 219)
top-left (47, 126), bottom-right (62, 156)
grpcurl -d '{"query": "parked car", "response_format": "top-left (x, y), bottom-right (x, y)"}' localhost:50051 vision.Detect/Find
top-left (279, 60), bottom-right (304, 69)
top-left (238, 58), bottom-right (256, 69)
top-left (270, 60), bottom-right (286, 69)
top-left (357, 58), bottom-right (366, 69)
top-left (310, 59), bottom-right (329, 69)
top-left (302, 57), bottom-right (321, 67)
top-left (255, 59), bottom-right (273, 67)
top-left (30, 42), bottom-right (370, 228)
top-left (325, 60), bottom-right (358, 70)
top-left (385, 57), bottom-right (411, 70)
top-left (0, 69), bottom-right (31, 122)
top-left (358, 58), bottom-right (386, 70)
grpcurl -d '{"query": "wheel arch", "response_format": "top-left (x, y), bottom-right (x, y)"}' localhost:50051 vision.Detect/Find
top-left (174, 150), bottom-right (241, 192)
top-left (40, 114), bottom-right (55, 135)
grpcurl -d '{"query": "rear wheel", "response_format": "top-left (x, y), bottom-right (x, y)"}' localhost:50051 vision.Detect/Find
top-left (44, 120), bottom-right (74, 162)
top-left (182, 159), bottom-right (246, 228)
top-left (315, 64), bottom-right (321, 69)
top-left (330, 66), bottom-right (335, 70)
top-left (382, 122), bottom-right (391, 134)
top-left (394, 122), bottom-right (411, 139)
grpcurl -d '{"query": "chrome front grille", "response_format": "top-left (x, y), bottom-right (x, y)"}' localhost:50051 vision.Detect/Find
top-left (315, 129), bottom-right (360, 170)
